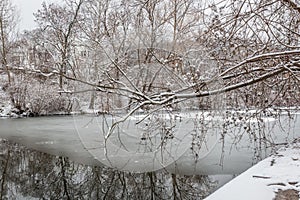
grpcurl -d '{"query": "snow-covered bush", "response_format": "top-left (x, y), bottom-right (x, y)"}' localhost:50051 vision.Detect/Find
top-left (7, 74), bottom-right (72, 116)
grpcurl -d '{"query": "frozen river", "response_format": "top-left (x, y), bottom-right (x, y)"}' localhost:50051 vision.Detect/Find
top-left (1, 111), bottom-right (299, 175)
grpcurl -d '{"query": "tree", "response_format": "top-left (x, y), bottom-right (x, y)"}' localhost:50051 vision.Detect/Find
top-left (0, 0), bottom-right (18, 85)
top-left (77, 0), bottom-right (300, 112)
top-left (196, 0), bottom-right (300, 109)
top-left (34, 0), bottom-right (84, 89)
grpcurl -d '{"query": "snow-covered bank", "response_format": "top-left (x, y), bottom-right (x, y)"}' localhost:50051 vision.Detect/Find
top-left (205, 141), bottom-right (300, 200)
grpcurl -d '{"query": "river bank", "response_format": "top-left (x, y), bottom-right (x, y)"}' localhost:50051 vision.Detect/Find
top-left (205, 140), bottom-right (300, 200)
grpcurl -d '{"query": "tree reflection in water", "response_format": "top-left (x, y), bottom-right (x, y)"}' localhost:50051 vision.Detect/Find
top-left (0, 139), bottom-right (217, 200)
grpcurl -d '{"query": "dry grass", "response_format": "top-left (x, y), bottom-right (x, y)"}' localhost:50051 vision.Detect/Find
top-left (274, 189), bottom-right (299, 200)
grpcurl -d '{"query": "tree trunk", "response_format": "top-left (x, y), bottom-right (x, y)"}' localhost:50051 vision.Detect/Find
top-left (88, 90), bottom-right (95, 110)
top-left (0, 17), bottom-right (11, 85)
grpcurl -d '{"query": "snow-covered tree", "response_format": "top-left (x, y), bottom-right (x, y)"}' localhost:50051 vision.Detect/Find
top-left (34, 0), bottom-right (84, 89)
top-left (0, 0), bottom-right (18, 85)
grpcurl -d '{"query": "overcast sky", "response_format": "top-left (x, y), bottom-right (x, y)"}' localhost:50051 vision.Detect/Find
top-left (12, 0), bottom-right (61, 31)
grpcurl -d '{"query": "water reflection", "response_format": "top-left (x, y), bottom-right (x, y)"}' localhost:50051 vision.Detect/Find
top-left (0, 139), bottom-right (217, 199)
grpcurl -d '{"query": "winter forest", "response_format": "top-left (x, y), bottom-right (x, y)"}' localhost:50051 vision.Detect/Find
top-left (0, 0), bottom-right (299, 116)
top-left (0, 0), bottom-right (300, 199)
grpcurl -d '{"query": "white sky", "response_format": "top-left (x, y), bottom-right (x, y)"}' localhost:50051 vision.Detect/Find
top-left (12, 0), bottom-right (61, 31)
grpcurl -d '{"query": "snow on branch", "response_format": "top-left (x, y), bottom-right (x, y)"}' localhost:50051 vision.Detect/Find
top-left (220, 50), bottom-right (300, 77)
top-left (281, 0), bottom-right (300, 13)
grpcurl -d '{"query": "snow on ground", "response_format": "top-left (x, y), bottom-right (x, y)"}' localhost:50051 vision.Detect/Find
top-left (205, 141), bottom-right (300, 200)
